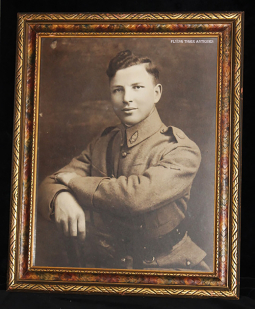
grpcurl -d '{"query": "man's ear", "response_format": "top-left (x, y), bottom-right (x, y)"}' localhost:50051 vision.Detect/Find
top-left (154, 84), bottom-right (162, 104)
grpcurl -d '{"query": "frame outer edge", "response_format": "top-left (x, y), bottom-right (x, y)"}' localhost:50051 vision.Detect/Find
top-left (7, 14), bottom-right (25, 289)
top-left (7, 283), bottom-right (238, 298)
top-left (7, 12), bottom-right (243, 298)
top-left (230, 12), bottom-right (244, 299)
top-left (15, 12), bottom-right (241, 22)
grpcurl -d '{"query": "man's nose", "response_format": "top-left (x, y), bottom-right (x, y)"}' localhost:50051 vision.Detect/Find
top-left (123, 89), bottom-right (133, 103)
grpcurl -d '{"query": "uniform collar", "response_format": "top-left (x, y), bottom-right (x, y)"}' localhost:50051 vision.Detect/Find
top-left (118, 108), bottom-right (164, 148)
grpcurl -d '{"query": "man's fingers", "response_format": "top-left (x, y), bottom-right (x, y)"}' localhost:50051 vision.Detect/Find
top-left (54, 194), bottom-right (85, 239)
top-left (77, 215), bottom-right (86, 241)
top-left (69, 218), bottom-right (78, 237)
top-left (61, 220), bottom-right (69, 237)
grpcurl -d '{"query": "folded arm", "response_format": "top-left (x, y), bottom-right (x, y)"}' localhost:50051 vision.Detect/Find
top-left (37, 141), bottom-right (95, 220)
top-left (66, 144), bottom-right (201, 217)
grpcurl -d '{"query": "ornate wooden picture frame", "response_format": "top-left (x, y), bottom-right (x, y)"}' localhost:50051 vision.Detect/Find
top-left (8, 12), bottom-right (243, 298)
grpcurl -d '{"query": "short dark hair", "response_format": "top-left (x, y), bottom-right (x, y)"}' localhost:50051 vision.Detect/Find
top-left (106, 50), bottom-right (159, 83)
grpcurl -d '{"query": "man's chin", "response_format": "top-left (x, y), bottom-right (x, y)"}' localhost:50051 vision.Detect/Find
top-left (122, 119), bottom-right (142, 127)
top-left (121, 116), bottom-right (139, 127)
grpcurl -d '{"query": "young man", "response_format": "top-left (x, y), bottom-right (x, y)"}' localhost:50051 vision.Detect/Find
top-left (38, 50), bottom-right (210, 271)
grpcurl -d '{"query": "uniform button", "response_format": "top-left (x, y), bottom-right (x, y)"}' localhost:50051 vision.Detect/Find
top-left (122, 151), bottom-right (127, 157)
top-left (143, 246), bottom-right (147, 250)
top-left (139, 225), bottom-right (143, 229)
top-left (186, 260), bottom-right (191, 266)
top-left (121, 258), bottom-right (126, 262)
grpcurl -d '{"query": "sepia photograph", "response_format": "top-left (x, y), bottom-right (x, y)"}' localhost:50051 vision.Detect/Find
top-left (34, 36), bottom-right (217, 272)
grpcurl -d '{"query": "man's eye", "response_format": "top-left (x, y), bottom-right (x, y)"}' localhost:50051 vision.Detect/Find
top-left (133, 86), bottom-right (143, 90)
top-left (113, 88), bottom-right (122, 93)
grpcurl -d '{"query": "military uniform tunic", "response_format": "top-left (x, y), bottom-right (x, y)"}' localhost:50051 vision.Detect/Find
top-left (38, 108), bottom-right (208, 270)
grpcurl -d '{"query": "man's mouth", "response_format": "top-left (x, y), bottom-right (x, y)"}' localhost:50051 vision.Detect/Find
top-left (122, 107), bottom-right (138, 111)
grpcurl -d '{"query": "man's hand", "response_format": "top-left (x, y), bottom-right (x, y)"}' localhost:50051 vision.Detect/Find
top-left (55, 172), bottom-right (79, 186)
top-left (54, 191), bottom-right (86, 240)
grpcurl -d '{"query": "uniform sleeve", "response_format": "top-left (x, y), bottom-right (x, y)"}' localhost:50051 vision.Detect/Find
top-left (68, 140), bottom-right (201, 217)
top-left (37, 140), bottom-right (104, 220)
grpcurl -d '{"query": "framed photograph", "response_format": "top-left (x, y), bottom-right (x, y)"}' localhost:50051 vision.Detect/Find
top-left (8, 12), bottom-right (244, 298)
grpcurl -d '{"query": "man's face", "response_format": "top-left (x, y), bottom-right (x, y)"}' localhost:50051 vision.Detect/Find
top-left (110, 64), bottom-right (162, 126)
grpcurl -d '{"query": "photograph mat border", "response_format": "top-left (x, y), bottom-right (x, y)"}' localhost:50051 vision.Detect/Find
top-left (29, 32), bottom-right (221, 277)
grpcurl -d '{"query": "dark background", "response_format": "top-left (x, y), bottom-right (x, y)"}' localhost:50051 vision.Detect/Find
top-left (1, 1), bottom-right (255, 309)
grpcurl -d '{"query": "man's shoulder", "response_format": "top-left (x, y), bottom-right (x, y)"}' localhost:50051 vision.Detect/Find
top-left (100, 125), bottom-right (118, 137)
top-left (85, 125), bottom-right (120, 151)
top-left (162, 125), bottom-right (200, 152)
top-left (171, 126), bottom-right (192, 144)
